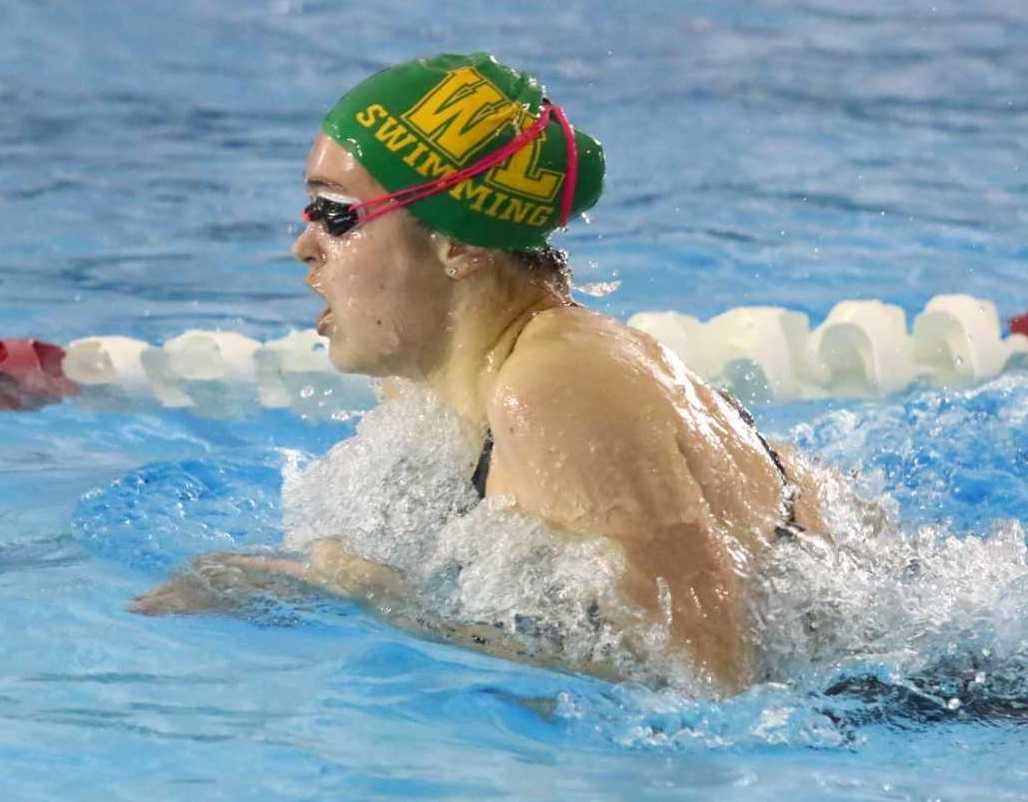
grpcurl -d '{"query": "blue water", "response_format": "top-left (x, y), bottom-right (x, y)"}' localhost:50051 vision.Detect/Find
top-left (3, 1), bottom-right (1028, 799)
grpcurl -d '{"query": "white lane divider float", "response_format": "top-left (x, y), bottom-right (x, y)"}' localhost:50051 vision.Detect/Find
top-left (628, 294), bottom-right (1028, 403)
top-left (2, 294), bottom-right (1026, 414)
top-left (61, 329), bottom-right (375, 419)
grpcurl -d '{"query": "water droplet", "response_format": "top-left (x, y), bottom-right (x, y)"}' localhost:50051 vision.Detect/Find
top-left (300, 385), bottom-right (315, 398)
top-left (344, 137), bottom-right (363, 159)
top-left (574, 280), bottom-right (621, 298)
top-left (946, 697), bottom-right (961, 710)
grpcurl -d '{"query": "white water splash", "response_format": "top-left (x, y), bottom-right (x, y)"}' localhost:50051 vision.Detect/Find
top-left (280, 383), bottom-right (691, 687)
top-left (280, 380), bottom-right (1028, 701)
top-left (754, 466), bottom-right (1028, 684)
top-left (281, 383), bottom-right (481, 570)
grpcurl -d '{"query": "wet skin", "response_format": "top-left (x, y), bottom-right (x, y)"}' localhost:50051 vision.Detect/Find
top-left (133, 132), bottom-right (827, 696)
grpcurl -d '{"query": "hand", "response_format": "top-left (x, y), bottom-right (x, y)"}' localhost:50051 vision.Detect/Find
top-left (129, 553), bottom-right (251, 616)
top-left (129, 553), bottom-right (307, 616)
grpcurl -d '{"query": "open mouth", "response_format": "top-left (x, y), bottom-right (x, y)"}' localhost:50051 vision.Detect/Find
top-left (316, 307), bottom-right (334, 336)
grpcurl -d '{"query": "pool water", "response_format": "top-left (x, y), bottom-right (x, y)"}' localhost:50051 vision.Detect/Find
top-left (3, 1), bottom-right (1028, 800)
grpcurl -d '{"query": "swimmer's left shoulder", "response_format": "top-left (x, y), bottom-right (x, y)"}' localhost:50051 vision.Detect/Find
top-left (488, 305), bottom-right (684, 490)
top-left (486, 306), bottom-right (709, 538)
top-left (496, 307), bottom-right (665, 411)
top-left (507, 306), bottom-right (666, 377)
top-left (515, 306), bottom-right (640, 348)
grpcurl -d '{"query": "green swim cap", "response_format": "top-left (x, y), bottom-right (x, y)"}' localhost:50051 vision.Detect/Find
top-left (322, 52), bottom-right (604, 251)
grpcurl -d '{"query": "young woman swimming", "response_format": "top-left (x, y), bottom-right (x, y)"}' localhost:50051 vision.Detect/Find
top-left (131, 53), bottom-right (827, 695)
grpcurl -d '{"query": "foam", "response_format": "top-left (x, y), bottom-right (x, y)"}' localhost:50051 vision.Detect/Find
top-left (416, 496), bottom-right (643, 675)
top-left (279, 382), bottom-right (701, 689)
top-left (757, 515), bottom-right (1028, 682)
top-left (751, 373), bottom-right (1028, 688)
top-left (277, 374), bottom-right (1028, 698)
top-left (281, 382), bottom-right (483, 566)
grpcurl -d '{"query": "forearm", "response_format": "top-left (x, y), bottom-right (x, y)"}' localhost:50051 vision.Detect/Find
top-left (302, 539), bottom-right (406, 606)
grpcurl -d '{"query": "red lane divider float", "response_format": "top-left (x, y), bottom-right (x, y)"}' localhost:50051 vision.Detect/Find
top-left (0, 339), bottom-right (79, 411)
top-left (1011, 312), bottom-right (1028, 339)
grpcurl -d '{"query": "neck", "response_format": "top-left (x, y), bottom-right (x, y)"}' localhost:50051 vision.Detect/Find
top-left (423, 270), bottom-right (563, 430)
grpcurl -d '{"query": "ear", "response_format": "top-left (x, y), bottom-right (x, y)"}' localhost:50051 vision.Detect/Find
top-left (429, 233), bottom-right (491, 281)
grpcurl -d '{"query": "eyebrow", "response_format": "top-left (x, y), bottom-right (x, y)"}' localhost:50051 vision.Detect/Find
top-left (305, 177), bottom-right (352, 194)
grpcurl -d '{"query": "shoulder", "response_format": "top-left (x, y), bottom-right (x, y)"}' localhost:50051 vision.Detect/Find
top-left (495, 306), bottom-right (671, 398)
top-left (484, 307), bottom-right (701, 536)
top-left (489, 307), bottom-right (668, 438)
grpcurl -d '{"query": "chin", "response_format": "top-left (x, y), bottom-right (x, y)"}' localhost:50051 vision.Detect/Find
top-left (328, 338), bottom-right (391, 378)
top-left (327, 339), bottom-right (361, 374)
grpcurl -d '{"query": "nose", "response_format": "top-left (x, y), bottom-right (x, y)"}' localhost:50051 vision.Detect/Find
top-left (291, 224), bottom-right (325, 290)
top-left (291, 223), bottom-right (322, 268)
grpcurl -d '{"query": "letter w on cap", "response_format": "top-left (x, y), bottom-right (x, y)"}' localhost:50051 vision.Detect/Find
top-left (403, 67), bottom-right (516, 164)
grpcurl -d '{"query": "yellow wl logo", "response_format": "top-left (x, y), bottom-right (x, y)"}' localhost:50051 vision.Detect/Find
top-left (403, 66), bottom-right (516, 164)
top-left (490, 109), bottom-right (562, 203)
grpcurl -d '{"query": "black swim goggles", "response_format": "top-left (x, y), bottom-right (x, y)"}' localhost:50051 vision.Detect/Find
top-left (302, 196), bottom-right (360, 237)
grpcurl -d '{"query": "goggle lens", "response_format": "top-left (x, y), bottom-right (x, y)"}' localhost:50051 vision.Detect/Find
top-left (303, 196), bottom-right (359, 237)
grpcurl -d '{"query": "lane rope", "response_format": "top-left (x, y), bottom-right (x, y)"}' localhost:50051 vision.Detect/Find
top-left (2, 294), bottom-right (1026, 414)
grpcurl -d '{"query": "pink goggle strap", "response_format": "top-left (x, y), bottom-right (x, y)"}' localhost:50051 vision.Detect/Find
top-left (339, 99), bottom-right (580, 230)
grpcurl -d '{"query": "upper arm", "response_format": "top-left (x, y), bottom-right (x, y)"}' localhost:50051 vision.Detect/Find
top-left (485, 341), bottom-right (705, 543)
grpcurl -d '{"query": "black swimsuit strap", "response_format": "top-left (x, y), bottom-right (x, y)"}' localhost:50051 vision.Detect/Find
top-left (715, 388), bottom-right (804, 539)
top-left (472, 428), bottom-right (493, 500)
top-left (470, 309), bottom-right (561, 500)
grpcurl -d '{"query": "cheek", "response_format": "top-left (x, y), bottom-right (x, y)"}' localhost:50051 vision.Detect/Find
top-left (319, 236), bottom-right (386, 307)
top-left (328, 266), bottom-right (382, 307)
top-left (319, 241), bottom-right (402, 359)
top-left (316, 224), bottom-right (447, 365)
top-left (321, 227), bottom-right (428, 316)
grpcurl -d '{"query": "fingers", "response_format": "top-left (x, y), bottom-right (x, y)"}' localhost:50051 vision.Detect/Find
top-left (127, 557), bottom-right (249, 616)
top-left (127, 576), bottom-right (231, 616)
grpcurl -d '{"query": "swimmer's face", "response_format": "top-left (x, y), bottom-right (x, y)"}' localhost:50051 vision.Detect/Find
top-left (292, 133), bottom-right (453, 377)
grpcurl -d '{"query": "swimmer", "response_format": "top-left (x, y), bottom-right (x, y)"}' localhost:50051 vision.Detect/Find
top-left (131, 53), bottom-right (827, 695)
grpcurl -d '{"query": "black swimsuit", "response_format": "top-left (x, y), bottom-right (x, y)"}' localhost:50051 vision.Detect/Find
top-left (470, 428), bottom-right (494, 500)
top-left (714, 389), bottom-right (805, 539)
top-left (470, 390), bottom-right (803, 540)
